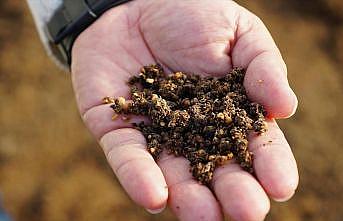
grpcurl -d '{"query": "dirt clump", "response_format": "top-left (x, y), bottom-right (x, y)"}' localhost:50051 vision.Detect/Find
top-left (107, 64), bottom-right (267, 185)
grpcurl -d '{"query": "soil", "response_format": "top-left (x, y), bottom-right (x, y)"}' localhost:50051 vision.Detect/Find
top-left (107, 64), bottom-right (267, 185)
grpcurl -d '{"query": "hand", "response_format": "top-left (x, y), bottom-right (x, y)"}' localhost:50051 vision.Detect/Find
top-left (71, 1), bottom-right (299, 220)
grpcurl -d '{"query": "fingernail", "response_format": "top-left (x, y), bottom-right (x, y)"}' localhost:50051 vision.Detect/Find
top-left (146, 204), bottom-right (166, 214)
top-left (289, 90), bottom-right (298, 117)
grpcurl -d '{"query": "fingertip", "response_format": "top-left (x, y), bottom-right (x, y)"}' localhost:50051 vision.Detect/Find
top-left (225, 186), bottom-right (270, 221)
top-left (213, 164), bottom-right (270, 221)
top-left (244, 62), bottom-right (298, 119)
top-left (169, 182), bottom-right (223, 221)
top-left (250, 121), bottom-right (299, 203)
top-left (143, 177), bottom-right (169, 211)
top-left (225, 188), bottom-right (270, 221)
top-left (267, 165), bottom-right (298, 202)
top-left (285, 89), bottom-right (298, 118)
top-left (146, 203), bottom-right (167, 214)
top-left (117, 159), bottom-right (168, 210)
top-left (265, 84), bottom-right (298, 119)
top-left (158, 156), bottom-right (223, 221)
top-left (262, 169), bottom-right (298, 202)
top-left (273, 189), bottom-right (296, 203)
top-left (230, 199), bottom-right (270, 221)
top-left (100, 129), bottom-right (168, 211)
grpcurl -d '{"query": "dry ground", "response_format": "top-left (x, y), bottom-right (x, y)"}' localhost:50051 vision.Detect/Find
top-left (0, 1), bottom-right (342, 220)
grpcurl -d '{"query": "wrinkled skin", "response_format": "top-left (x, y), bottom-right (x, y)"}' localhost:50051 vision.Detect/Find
top-left (71, 1), bottom-right (299, 220)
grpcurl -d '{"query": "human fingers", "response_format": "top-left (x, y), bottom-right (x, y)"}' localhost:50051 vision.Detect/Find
top-left (100, 128), bottom-right (168, 211)
top-left (249, 119), bottom-right (299, 201)
top-left (158, 153), bottom-right (223, 221)
top-left (232, 7), bottom-right (298, 118)
top-left (212, 163), bottom-right (270, 221)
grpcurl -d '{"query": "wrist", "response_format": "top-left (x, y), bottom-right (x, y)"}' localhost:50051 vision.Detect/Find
top-left (45, 0), bottom-right (133, 67)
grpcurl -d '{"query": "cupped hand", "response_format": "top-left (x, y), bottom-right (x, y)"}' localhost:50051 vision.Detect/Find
top-left (71, 1), bottom-right (299, 220)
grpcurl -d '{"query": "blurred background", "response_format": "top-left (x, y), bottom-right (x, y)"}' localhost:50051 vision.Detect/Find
top-left (0, 0), bottom-right (342, 220)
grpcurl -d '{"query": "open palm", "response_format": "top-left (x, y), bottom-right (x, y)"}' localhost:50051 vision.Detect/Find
top-left (71, 1), bottom-right (298, 220)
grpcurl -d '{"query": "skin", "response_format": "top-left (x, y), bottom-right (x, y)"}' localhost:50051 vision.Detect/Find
top-left (71, 0), bottom-right (299, 220)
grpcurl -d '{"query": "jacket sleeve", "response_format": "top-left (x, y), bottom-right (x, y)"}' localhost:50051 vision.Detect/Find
top-left (26, 0), bottom-right (68, 70)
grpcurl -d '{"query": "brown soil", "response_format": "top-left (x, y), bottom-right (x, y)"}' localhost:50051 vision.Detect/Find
top-left (0, 1), bottom-right (342, 221)
top-left (108, 65), bottom-right (267, 185)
